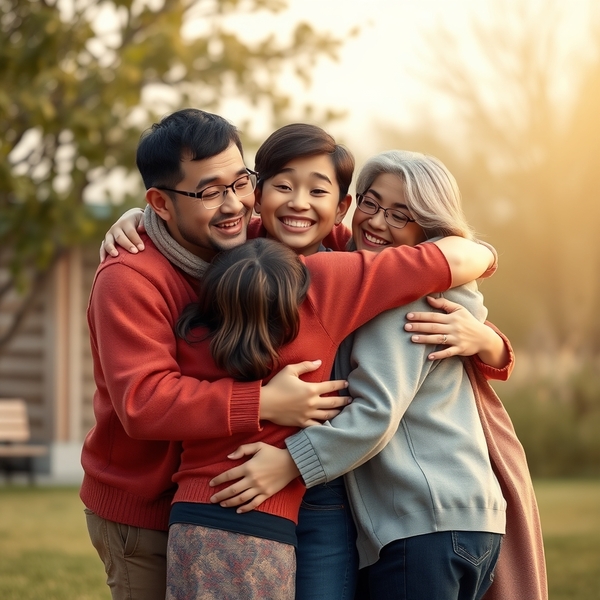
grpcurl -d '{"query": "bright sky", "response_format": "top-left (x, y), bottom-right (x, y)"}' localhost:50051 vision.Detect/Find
top-left (84, 0), bottom-right (596, 203)
top-left (217, 0), bottom-right (596, 158)
top-left (217, 0), bottom-right (462, 151)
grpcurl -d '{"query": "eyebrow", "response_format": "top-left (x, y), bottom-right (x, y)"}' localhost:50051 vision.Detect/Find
top-left (196, 167), bottom-right (249, 190)
top-left (367, 188), bottom-right (409, 211)
top-left (277, 167), bottom-right (333, 185)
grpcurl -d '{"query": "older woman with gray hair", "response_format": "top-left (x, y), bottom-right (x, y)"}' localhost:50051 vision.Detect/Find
top-left (213, 150), bottom-right (547, 600)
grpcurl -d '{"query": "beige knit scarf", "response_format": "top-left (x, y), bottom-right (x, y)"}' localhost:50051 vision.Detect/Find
top-left (143, 205), bottom-right (209, 279)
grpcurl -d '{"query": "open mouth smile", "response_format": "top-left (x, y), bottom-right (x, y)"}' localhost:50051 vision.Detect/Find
top-left (279, 217), bottom-right (315, 230)
top-left (217, 219), bottom-right (241, 228)
top-left (362, 230), bottom-right (389, 246)
top-left (213, 214), bottom-right (245, 233)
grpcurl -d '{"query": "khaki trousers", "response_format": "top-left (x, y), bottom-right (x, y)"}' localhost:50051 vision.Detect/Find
top-left (85, 508), bottom-right (168, 600)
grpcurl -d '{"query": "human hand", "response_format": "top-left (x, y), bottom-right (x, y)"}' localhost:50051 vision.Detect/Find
top-left (209, 443), bottom-right (300, 512)
top-left (260, 360), bottom-right (349, 427)
top-left (99, 207), bottom-right (146, 262)
top-left (405, 296), bottom-right (506, 364)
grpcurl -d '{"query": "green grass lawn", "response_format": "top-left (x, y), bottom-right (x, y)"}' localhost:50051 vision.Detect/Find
top-left (0, 480), bottom-right (599, 599)
top-left (0, 485), bottom-right (106, 600)
top-left (534, 479), bottom-right (600, 599)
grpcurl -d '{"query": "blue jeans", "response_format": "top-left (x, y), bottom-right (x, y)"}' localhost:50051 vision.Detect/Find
top-left (295, 477), bottom-right (359, 600)
top-left (355, 531), bottom-right (502, 600)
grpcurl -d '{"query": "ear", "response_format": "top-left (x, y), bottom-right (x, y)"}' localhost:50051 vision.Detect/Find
top-left (146, 188), bottom-right (173, 222)
top-left (253, 186), bottom-right (263, 215)
top-left (335, 194), bottom-right (352, 225)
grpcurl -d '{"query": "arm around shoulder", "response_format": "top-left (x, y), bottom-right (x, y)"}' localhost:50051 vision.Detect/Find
top-left (432, 237), bottom-right (496, 287)
top-left (88, 263), bottom-right (262, 440)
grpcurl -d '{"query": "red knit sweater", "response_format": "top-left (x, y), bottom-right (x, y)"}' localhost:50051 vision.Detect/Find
top-left (172, 244), bottom-right (454, 524)
top-left (80, 219), bottom-right (450, 530)
top-left (81, 220), bottom-right (278, 529)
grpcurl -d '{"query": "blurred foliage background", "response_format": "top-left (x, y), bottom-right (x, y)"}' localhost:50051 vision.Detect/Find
top-left (0, 0), bottom-right (345, 346)
top-left (369, 0), bottom-right (600, 478)
top-left (1, 0), bottom-right (599, 477)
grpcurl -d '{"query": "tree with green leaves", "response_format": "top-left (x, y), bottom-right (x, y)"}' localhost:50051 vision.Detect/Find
top-left (0, 0), bottom-right (344, 350)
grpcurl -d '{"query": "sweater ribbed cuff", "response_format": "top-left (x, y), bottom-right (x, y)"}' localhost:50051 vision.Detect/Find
top-left (472, 354), bottom-right (512, 382)
top-left (285, 431), bottom-right (327, 488)
top-left (472, 324), bottom-right (515, 382)
top-left (230, 381), bottom-right (262, 434)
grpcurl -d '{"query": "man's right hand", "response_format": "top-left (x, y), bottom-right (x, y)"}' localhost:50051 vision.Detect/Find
top-left (100, 207), bottom-right (146, 262)
top-left (259, 360), bottom-right (350, 427)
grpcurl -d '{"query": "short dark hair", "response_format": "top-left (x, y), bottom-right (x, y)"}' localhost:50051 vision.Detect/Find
top-left (176, 238), bottom-right (310, 381)
top-left (254, 123), bottom-right (354, 202)
top-left (136, 108), bottom-right (243, 191)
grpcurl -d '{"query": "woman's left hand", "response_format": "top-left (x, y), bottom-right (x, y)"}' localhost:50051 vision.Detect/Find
top-left (404, 296), bottom-right (502, 361)
top-left (208, 443), bottom-right (300, 513)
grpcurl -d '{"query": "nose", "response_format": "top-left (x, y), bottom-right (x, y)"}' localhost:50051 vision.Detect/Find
top-left (287, 190), bottom-right (311, 210)
top-left (220, 189), bottom-right (245, 213)
top-left (368, 207), bottom-right (387, 229)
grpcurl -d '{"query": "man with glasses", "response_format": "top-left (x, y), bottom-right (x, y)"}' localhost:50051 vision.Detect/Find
top-left (81, 108), bottom-right (351, 600)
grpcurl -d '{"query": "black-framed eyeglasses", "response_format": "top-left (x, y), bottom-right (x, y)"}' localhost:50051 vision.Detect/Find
top-left (157, 170), bottom-right (258, 209)
top-left (356, 194), bottom-right (416, 229)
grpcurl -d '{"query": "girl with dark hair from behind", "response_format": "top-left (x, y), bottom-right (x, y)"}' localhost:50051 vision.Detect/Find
top-left (176, 238), bottom-right (310, 382)
top-left (164, 235), bottom-right (496, 600)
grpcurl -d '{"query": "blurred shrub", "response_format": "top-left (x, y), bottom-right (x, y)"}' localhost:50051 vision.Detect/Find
top-left (500, 363), bottom-right (600, 477)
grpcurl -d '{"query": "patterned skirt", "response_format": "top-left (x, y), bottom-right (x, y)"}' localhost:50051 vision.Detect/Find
top-left (166, 524), bottom-right (296, 600)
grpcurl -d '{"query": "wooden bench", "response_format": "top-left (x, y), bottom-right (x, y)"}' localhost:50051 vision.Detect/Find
top-left (0, 399), bottom-right (49, 484)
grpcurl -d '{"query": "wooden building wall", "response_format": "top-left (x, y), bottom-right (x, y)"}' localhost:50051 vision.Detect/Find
top-left (0, 286), bottom-right (47, 441)
top-left (0, 246), bottom-right (99, 458)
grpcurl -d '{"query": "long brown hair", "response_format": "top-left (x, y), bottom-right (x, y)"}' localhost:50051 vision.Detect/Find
top-left (177, 238), bottom-right (310, 381)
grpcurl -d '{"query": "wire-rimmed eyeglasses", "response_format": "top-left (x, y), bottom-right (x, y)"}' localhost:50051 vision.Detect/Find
top-left (356, 194), bottom-right (416, 229)
top-left (157, 170), bottom-right (258, 209)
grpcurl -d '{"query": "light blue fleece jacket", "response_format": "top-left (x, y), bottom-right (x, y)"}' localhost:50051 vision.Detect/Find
top-left (285, 280), bottom-right (506, 568)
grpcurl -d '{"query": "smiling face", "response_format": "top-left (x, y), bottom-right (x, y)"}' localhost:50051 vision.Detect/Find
top-left (352, 172), bottom-right (427, 253)
top-left (255, 154), bottom-right (351, 256)
top-left (147, 143), bottom-right (254, 262)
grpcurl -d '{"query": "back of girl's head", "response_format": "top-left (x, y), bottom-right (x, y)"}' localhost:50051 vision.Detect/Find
top-left (356, 150), bottom-right (474, 240)
top-left (136, 108), bottom-right (243, 191)
top-left (177, 238), bottom-right (310, 381)
top-left (254, 123), bottom-right (355, 201)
